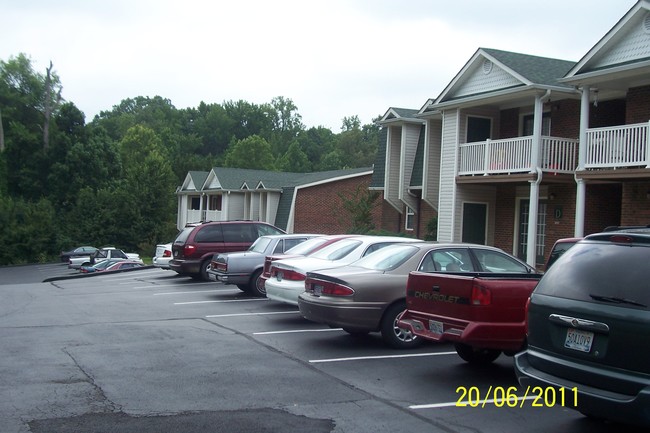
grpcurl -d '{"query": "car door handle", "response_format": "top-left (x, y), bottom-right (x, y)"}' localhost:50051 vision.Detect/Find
top-left (548, 314), bottom-right (610, 333)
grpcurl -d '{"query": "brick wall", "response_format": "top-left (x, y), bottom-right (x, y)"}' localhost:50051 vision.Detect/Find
top-left (621, 181), bottom-right (650, 225)
top-left (293, 175), bottom-right (383, 234)
top-left (590, 98), bottom-right (626, 128)
top-left (626, 85), bottom-right (650, 124)
top-left (550, 99), bottom-right (580, 138)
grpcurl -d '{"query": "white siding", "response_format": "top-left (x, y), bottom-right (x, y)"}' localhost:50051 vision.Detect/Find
top-left (384, 125), bottom-right (403, 212)
top-left (423, 118), bottom-right (442, 210)
top-left (226, 193), bottom-right (245, 220)
top-left (592, 14), bottom-right (650, 69)
top-left (399, 123), bottom-right (421, 211)
top-left (452, 61), bottom-right (521, 99)
top-left (437, 110), bottom-right (460, 242)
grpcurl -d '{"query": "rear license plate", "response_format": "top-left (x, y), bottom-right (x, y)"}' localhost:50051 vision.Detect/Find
top-left (276, 272), bottom-right (283, 282)
top-left (313, 284), bottom-right (323, 296)
top-left (564, 328), bottom-right (594, 352)
top-left (429, 320), bottom-right (443, 335)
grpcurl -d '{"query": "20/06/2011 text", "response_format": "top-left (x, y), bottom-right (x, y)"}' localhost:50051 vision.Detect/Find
top-left (456, 386), bottom-right (578, 408)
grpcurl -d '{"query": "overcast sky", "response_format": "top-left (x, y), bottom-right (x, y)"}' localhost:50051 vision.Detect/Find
top-left (1, 0), bottom-right (638, 131)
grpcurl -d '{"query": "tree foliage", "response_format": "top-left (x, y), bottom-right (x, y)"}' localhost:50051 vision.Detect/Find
top-left (0, 53), bottom-right (383, 265)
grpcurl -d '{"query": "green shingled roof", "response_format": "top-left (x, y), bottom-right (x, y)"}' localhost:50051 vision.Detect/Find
top-left (482, 48), bottom-right (576, 88)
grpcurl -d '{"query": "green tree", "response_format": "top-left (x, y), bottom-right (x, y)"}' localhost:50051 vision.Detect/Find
top-left (276, 141), bottom-right (311, 172)
top-left (337, 184), bottom-right (380, 234)
top-left (224, 135), bottom-right (275, 170)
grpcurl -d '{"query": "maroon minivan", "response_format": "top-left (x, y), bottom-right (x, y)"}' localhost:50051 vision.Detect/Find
top-left (169, 221), bottom-right (284, 280)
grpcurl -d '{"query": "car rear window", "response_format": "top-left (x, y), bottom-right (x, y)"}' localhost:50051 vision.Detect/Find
top-left (174, 226), bottom-right (197, 244)
top-left (310, 239), bottom-right (362, 261)
top-left (534, 241), bottom-right (650, 309)
top-left (250, 237), bottom-right (272, 253)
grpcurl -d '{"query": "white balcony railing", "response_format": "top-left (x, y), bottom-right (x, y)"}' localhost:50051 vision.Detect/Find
top-left (185, 209), bottom-right (223, 224)
top-left (585, 122), bottom-right (650, 169)
top-left (458, 136), bottom-right (578, 176)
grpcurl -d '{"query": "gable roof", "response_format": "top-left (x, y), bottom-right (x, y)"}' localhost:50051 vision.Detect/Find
top-left (562, 0), bottom-right (650, 85)
top-left (430, 48), bottom-right (576, 109)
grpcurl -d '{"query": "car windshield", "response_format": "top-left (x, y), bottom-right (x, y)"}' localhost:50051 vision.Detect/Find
top-left (536, 240), bottom-right (650, 308)
top-left (249, 237), bottom-right (272, 253)
top-left (352, 244), bottom-right (419, 271)
top-left (309, 239), bottom-right (362, 261)
top-left (174, 226), bottom-right (195, 244)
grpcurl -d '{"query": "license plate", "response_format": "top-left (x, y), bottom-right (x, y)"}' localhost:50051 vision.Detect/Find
top-left (429, 320), bottom-right (443, 335)
top-left (276, 271), bottom-right (283, 282)
top-left (313, 284), bottom-right (323, 296)
top-left (564, 328), bottom-right (594, 352)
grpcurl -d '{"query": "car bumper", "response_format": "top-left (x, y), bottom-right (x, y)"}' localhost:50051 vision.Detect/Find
top-left (515, 349), bottom-right (650, 427)
top-left (152, 257), bottom-right (172, 269)
top-left (169, 259), bottom-right (200, 275)
top-left (298, 293), bottom-right (384, 331)
top-left (397, 310), bottom-right (526, 352)
top-left (206, 269), bottom-right (249, 285)
top-left (265, 279), bottom-right (304, 306)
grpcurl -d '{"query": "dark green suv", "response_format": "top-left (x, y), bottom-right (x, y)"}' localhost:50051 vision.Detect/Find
top-left (515, 230), bottom-right (650, 427)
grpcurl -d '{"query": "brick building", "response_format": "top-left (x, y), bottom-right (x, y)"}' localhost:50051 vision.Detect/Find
top-left (372, 1), bottom-right (650, 268)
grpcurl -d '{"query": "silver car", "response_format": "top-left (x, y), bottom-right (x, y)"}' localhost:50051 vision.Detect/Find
top-left (208, 234), bottom-right (321, 296)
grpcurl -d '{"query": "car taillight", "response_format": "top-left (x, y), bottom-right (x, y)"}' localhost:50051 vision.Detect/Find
top-left (163, 250), bottom-right (172, 257)
top-left (471, 282), bottom-right (491, 306)
top-left (215, 262), bottom-right (227, 272)
top-left (183, 244), bottom-right (196, 257)
top-left (305, 278), bottom-right (354, 296)
top-left (272, 267), bottom-right (305, 281)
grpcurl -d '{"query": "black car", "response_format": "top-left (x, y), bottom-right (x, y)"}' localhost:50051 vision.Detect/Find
top-left (515, 230), bottom-right (650, 427)
top-left (59, 246), bottom-right (97, 262)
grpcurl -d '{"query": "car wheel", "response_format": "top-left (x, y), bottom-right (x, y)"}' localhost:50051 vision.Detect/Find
top-left (199, 260), bottom-right (211, 281)
top-left (248, 269), bottom-right (265, 297)
top-left (236, 284), bottom-right (250, 293)
top-left (454, 343), bottom-right (501, 365)
top-left (380, 301), bottom-right (422, 349)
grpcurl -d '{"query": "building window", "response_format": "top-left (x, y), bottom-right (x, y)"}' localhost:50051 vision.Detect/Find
top-left (405, 206), bottom-right (415, 231)
top-left (190, 197), bottom-right (201, 210)
top-left (210, 195), bottom-right (222, 211)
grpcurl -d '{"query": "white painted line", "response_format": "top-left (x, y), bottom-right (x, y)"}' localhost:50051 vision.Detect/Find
top-left (206, 311), bottom-right (300, 318)
top-left (174, 299), bottom-right (269, 305)
top-left (309, 351), bottom-right (457, 364)
top-left (153, 289), bottom-right (239, 296)
top-left (133, 282), bottom-right (217, 289)
top-left (253, 328), bottom-right (342, 335)
top-left (409, 396), bottom-right (537, 410)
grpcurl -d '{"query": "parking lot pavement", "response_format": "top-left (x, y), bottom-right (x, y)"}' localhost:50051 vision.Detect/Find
top-left (0, 265), bottom-right (640, 433)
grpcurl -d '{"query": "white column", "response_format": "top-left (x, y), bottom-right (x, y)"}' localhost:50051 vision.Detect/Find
top-left (575, 178), bottom-right (586, 237)
top-left (526, 172), bottom-right (541, 266)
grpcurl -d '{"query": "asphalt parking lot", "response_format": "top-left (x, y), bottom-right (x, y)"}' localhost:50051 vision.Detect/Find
top-left (0, 263), bottom-right (639, 432)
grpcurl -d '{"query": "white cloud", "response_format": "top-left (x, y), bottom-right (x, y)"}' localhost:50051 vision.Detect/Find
top-left (0, 0), bottom-right (638, 130)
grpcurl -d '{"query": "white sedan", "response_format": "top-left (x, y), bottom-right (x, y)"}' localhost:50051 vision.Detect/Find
top-left (265, 235), bottom-right (422, 306)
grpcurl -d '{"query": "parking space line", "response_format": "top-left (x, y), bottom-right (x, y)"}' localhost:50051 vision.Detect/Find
top-left (409, 396), bottom-right (536, 410)
top-left (133, 282), bottom-right (217, 289)
top-left (206, 311), bottom-right (300, 318)
top-left (309, 351), bottom-right (456, 364)
top-left (174, 299), bottom-right (268, 305)
top-left (253, 328), bottom-right (342, 335)
top-left (154, 289), bottom-right (240, 296)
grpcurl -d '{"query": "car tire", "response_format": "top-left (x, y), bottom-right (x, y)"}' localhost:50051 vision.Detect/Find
top-left (380, 301), bottom-right (422, 349)
top-left (199, 260), bottom-right (211, 281)
top-left (236, 284), bottom-right (250, 293)
top-left (248, 269), bottom-right (266, 297)
top-left (454, 343), bottom-right (501, 365)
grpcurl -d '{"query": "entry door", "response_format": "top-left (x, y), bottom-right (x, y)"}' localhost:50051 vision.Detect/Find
top-left (518, 200), bottom-right (547, 264)
top-left (462, 203), bottom-right (487, 245)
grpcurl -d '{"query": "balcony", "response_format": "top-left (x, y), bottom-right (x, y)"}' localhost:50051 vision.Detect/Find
top-left (458, 136), bottom-right (578, 176)
top-left (585, 122), bottom-right (650, 169)
top-left (186, 209), bottom-right (223, 224)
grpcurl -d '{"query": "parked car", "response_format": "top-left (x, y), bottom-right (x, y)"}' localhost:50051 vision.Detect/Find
top-left (207, 233), bottom-right (321, 296)
top-left (80, 258), bottom-right (124, 273)
top-left (59, 246), bottom-right (97, 262)
top-left (515, 230), bottom-right (650, 427)
top-left (69, 247), bottom-right (141, 269)
top-left (545, 237), bottom-right (581, 270)
top-left (169, 221), bottom-right (285, 281)
top-left (105, 260), bottom-right (145, 271)
top-left (397, 245), bottom-right (541, 364)
top-left (260, 235), bottom-right (358, 285)
top-left (299, 242), bottom-right (451, 349)
top-left (265, 236), bottom-right (421, 306)
top-left (152, 242), bottom-right (173, 270)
